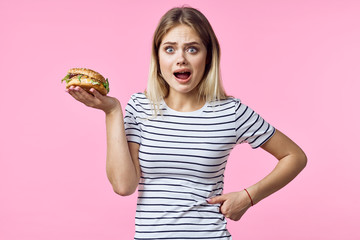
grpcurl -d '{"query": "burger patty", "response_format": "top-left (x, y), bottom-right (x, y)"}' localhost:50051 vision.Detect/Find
top-left (68, 73), bottom-right (80, 79)
top-left (69, 74), bottom-right (100, 82)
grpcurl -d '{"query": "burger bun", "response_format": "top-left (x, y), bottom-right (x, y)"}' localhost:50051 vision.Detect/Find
top-left (62, 68), bottom-right (109, 96)
top-left (66, 75), bottom-right (107, 95)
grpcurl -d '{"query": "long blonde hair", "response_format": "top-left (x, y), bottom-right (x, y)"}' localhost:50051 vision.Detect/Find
top-left (146, 6), bottom-right (228, 115)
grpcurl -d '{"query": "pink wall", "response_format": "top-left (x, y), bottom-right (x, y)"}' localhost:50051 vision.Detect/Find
top-left (1, 0), bottom-right (359, 239)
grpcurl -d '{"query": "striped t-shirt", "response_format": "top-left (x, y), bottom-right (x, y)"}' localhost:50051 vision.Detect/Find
top-left (124, 92), bottom-right (275, 240)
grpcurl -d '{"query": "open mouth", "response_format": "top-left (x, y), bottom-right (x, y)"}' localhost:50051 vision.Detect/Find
top-left (173, 71), bottom-right (191, 80)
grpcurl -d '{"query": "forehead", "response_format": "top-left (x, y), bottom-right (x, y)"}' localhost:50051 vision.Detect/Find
top-left (161, 24), bottom-right (202, 44)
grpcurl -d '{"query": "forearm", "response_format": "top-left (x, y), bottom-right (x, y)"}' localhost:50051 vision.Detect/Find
top-left (247, 153), bottom-right (307, 205)
top-left (105, 107), bottom-right (139, 195)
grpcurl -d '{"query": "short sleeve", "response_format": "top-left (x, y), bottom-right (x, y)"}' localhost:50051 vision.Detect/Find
top-left (234, 99), bottom-right (276, 149)
top-left (124, 95), bottom-right (141, 144)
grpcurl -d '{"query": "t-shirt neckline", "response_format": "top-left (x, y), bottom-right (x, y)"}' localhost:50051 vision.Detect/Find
top-left (161, 99), bottom-right (209, 116)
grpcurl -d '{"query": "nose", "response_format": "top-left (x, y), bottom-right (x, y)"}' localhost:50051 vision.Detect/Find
top-left (176, 50), bottom-right (187, 65)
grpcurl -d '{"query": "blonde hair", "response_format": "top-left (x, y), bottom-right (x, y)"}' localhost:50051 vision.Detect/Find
top-left (146, 6), bottom-right (228, 115)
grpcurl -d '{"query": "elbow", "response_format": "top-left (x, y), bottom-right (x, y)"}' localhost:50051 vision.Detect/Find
top-left (297, 150), bottom-right (308, 171)
top-left (112, 184), bottom-right (136, 196)
top-left (302, 154), bottom-right (308, 169)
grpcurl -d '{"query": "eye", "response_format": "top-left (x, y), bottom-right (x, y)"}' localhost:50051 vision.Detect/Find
top-left (187, 47), bottom-right (198, 53)
top-left (165, 46), bottom-right (175, 53)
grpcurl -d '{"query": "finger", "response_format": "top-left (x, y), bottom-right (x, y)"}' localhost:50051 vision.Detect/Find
top-left (71, 86), bottom-right (86, 100)
top-left (67, 87), bottom-right (81, 100)
top-left (207, 195), bottom-right (226, 204)
top-left (68, 87), bottom-right (95, 105)
top-left (66, 86), bottom-right (74, 93)
top-left (89, 88), bottom-right (103, 99)
top-left (68, 85), bottom-right (76, 92)
top-left (75, 86), bottom-right (97, 102)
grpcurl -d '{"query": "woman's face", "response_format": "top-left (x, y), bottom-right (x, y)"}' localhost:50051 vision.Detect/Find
top-left (158, 24), bottom-right (207, 98)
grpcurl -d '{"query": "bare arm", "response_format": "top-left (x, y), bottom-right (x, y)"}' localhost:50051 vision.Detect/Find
top-left (207, 128), bottom-right (307, 221)
top-left (66, 86), bottom-right (140, 196)
top-left (247, 129), bottom-right (307, 204)
top-left (105, 107), bottom-right (140, 196)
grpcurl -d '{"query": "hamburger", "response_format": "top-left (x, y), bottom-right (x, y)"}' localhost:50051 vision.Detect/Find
top-left (62, 68), bottom-right (109, 95)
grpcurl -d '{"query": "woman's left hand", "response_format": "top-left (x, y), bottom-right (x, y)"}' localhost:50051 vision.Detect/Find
top-left (207, 190), bottom-right (252, 221)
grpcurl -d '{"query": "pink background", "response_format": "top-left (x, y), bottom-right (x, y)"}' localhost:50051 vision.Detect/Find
top-left (1, 0), bottom-right (359, 239)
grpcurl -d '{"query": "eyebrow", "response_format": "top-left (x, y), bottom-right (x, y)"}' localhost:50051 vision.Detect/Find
top-left (161, 41), bottom-right (201, 46)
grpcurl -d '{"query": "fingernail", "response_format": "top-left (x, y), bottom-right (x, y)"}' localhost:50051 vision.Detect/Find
top-left (206, 198), bottom-right (211, 203)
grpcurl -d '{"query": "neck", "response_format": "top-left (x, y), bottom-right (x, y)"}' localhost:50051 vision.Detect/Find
top-left (164, 91), bottom-right (205, 112)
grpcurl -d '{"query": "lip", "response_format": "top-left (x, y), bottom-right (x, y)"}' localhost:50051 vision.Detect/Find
top-left (173, 68), bottom-right (192, 84)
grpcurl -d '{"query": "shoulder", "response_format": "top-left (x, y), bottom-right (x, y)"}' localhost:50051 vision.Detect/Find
top-left (208, 97), bottom-right (244, 113)
top-left (211, 97), bottom-right (254, 120)
top-left (201, 97), bottom-right (242, 117)
top-left (224, 97), bottom-right (253, 115)
top-left (127, 92), bottom-right (151, 107)
top-left (129, 92), bottom-right (148, 103)
top-left (126, 92), bottom-right (153, 117)
top-left (208, 97), bottom-right (240, 108)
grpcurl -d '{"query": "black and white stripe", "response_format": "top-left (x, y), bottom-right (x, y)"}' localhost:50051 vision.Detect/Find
top-left (124, 93), bottom-right (275, 240)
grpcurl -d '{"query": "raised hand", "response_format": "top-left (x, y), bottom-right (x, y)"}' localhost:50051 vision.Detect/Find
top-left (66, 86), bottom-right (121, 114)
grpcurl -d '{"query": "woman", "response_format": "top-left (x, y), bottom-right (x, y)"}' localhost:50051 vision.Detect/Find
top-left (66, 6), bottom-right (307, 240)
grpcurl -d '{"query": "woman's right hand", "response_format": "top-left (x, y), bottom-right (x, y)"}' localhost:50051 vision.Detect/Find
top-left (66, 86), bottom-right (121, 114)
